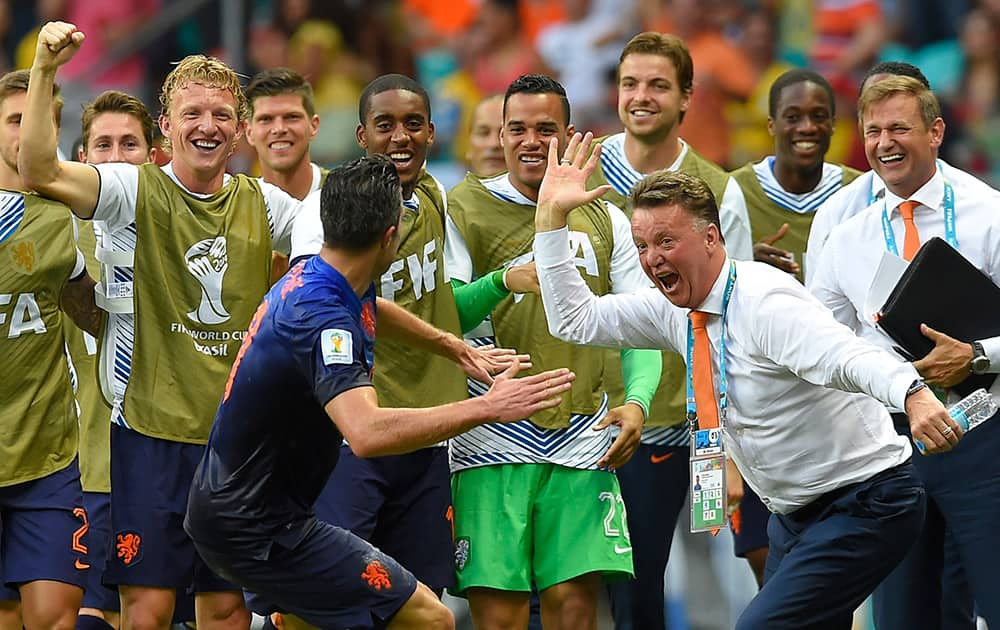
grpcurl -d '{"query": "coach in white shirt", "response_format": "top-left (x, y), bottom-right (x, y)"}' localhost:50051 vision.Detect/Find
top-left (529, 133), bottom-right (957, 629)
top-left (809, 75), bottom-right (1000, 629)
top-left (803, 61), bottom-right (993, 285)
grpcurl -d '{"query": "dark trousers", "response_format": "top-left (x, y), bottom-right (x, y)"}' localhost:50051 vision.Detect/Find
top-left (736, 463), bottom-right (925, 630)
top-left (606, 443), bottom-right (689, 630)
top-left (873, 412), bottom-right (1000, 629)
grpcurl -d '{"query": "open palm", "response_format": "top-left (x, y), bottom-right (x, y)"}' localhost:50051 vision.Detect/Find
top-left (536, 132), bottom-right (612, 222)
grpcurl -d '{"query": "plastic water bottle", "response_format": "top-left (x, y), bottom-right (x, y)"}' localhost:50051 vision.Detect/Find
top-left (913, 389), bottom-right (997, 453)
top-left (948, 389), bottom-right (998, 432)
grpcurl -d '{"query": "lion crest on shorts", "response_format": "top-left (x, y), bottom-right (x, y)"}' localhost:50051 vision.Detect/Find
top-left (454, 537), bottom-right (470, 571)
top-left (116, 531), bottom-right (142, 565)
top-left (361, 558), bottom-right (392, 591)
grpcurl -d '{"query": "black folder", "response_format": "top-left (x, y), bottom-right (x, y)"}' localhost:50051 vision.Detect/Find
top-left (877, 237), bottom-right (1000, 397)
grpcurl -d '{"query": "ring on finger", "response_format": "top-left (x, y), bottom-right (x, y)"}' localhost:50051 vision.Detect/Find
top-left (942, 426), bottom-right (953, 436)
top-left (560, 158), bottom-right (571, 165)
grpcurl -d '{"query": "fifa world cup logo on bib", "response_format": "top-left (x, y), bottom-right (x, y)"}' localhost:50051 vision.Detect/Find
top-left (185, 236), bottom-right (231, 325)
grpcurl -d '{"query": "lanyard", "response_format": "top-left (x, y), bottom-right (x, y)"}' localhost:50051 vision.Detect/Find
top-left (880, 179), bottom-right (956, 255)
top-left (686, 261), bottom-right (737, 431)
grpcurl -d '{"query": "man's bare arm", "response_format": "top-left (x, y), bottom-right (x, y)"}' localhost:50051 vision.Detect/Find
top-left (19, 21), bottom-right (101, 218)
top-left (375, 296), bottom-right (528, 382)
top-left (61, 273), bottom-right (101, 337)
top-left (326, 362), bottom-right (574, 457)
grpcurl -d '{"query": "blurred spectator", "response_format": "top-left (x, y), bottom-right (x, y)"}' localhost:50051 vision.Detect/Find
top-left (726, 10), bottom-right (795, 167)
top-left (403, 0), bottom-right (477, 54)
top-left (536, 0), bottom-right (630, 131)
top-left (810, 0), bottom-right (884, 96)
top-left (887, 0), bottom-right (971, 50)
top-left (15, 0), bottom-right (66, 69)
top-left (58, 0), bottom-right (159, 96)
top-left (519, 0), bottom-right (566, 45)
top-left (464, 94), bottom-right (505, 177)
top-left (286, 19), bottom-right (367, 165)
top-left (808, 0), bottom-right (887, 170)
top-left (467, 0), bottom-right (544, 96)
top-left (670, 0), bottom-right (756, 168)
top-left (0, 0), bottom-right (9, 73)
top-left (942, 8), bottom-right (1000, 185)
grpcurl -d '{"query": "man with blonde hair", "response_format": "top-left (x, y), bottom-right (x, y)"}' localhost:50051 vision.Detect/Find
top-left (70, 88), bottom-right (199, 630)
top-left (811, 74), bottom-right (1000, 629)
top-left (20, 22), bottom-right (303, 630)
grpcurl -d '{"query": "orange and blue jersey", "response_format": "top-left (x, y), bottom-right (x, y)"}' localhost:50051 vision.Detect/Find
top-left (185, 256), bottom-right (376, 556)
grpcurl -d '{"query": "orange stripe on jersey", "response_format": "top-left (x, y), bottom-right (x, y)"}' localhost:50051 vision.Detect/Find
top-left (223, 300), bottom-right (270, 403)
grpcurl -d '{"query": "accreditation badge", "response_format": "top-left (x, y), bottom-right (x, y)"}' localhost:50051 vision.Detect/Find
top-left (690, 428), bottom-right (727, 533)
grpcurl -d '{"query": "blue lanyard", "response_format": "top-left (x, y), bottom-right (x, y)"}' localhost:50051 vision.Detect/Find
top-left (685, 261), bottom-right (737, 429)
top-left (880, 179), bottom-right (956, 255)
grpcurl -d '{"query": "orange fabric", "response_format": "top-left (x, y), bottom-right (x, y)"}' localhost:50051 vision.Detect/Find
top-left (680, 32), bottom-right (757, 167)
top-left (815, 0), bottom-right (880, 35)
top-left (898, 201), bottom-right (922, 261)
top-left (519, 0), bottom-right (566, 44)
top-left (689, 311), bottom-right (719, 429)
top-left (403, 0), bottom-right (477, 36)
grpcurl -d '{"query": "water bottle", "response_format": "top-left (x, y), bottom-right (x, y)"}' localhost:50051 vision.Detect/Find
top-left (913, 389), bottom-right (997, 453)
top-left (948, 389), bottom-right (998, 432)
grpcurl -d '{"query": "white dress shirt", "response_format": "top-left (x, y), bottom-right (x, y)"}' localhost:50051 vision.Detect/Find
top-left (535, 227), bottom-right (915, 514)
top-left (809, 167), bottom-right (1000, 403)
top-left (805, 160), bottom-right (993, 284)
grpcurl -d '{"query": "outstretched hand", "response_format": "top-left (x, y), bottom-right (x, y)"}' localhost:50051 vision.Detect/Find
top-left (535, 132), bottom-right (612, 231)
top-left (34, 22), bottom-right (85, 72)
top-left (485, 361), bottom-right (576, 423)
top-left (457, 343), bottom-right (532, 383)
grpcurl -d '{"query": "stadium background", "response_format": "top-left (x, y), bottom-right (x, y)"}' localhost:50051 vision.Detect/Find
top-left (3, 0), bottom-right (996, 628)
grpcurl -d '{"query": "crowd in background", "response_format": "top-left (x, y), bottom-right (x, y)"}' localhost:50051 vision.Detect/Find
top-left (0, 0), bottom-right (997, 186)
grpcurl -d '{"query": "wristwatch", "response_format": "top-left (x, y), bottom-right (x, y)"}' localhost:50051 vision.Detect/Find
top-left (970, 341), bottom-right (990, 375)
top-left (905, 378), bottom-right (928, 398)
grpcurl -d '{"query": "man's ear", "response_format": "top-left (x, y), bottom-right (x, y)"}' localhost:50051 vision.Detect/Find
top-left (356, 124), bottom-right (368, 150)
top-left (382, 223), bottom-right (398, 249)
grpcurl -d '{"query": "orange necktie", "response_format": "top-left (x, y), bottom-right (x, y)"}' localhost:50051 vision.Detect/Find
top-left (689, 311), bottom-right (719, 429)
top-left (898, 200), bottom-right (921, 261)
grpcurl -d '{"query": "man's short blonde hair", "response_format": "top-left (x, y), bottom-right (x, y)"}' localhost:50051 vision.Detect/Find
top-left (159, 55), bottom-right (247, 121)
top-left (857, 75), bottom-right (941, 130)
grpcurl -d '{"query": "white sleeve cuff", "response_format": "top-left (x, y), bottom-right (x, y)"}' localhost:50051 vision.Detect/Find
top-left (533, 227), bottom-right (572, 267)
top-left (979, 337), bottom-right (1000, 373)
top-left (889, 368), bottom-right (921, 412)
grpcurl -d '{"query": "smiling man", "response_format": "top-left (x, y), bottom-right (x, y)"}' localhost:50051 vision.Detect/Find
top-left (0, 68), bottom-right (100, 630)
top-left (19, 21), bottom-right (303, 630)
top-left (288, 74), bottom-right (537, 607)
top-left (810, 75), bottom-right (1000, 629)
top-left (726, 69), bottom-right (861, 585)
top-left (445, 75), bottom-right (661, 630)
top-left (733, 69), bottom-right (860, 283)
top-left (245, 68), bottom-right (326, 282)
top-left (246, 68), bottom-right (325, 202)
top-left (465, 94), bottom-right (505, 177)
top-left (532, 136), bottom-right (959, 629)
top-left (583, 32), bottom-right (755, 630)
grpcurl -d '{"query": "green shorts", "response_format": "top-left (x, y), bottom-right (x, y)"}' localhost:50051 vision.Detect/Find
top-left (450, 463), bottom-right (634, 595)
